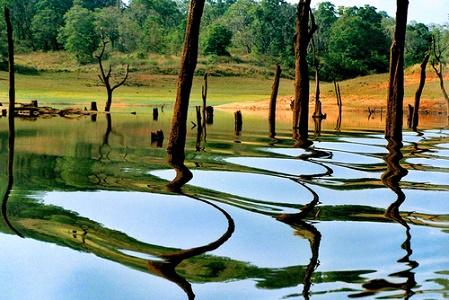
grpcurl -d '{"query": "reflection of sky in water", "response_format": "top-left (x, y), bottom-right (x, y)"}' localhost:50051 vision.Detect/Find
top-left (151, 170), bottom-right (314, 208)
top-left (407, 157), bottom-right (449, 169)
top-left (43, 191), bottom-right (228, 249)
top-left (0, 234), bottom-right (183, 300)
top-left (224, 156), bottom-right (328, 176)
top-left (405, 170), bottom-right (449, 186)
top-left (317, 222), bottom-right (449, 277)
top-left (315, 141), bottom-right (388, 154)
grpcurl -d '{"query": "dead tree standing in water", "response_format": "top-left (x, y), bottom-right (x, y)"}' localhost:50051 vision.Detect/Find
top-left (167, 0), bottom-right (206, 188)
top-left (334, 80), bottom-right (342, 131)
top-left (2, 7), bottom-right (24, 238)
top-left (293, 0), bottom-right (317, 147)
top-left (269, 65), bottom-right (282, 138)
top-left (431, 34), bottom-right (449, 118)
top-left (385, 0), bottom-right (409, 141)
top-left (411, 51), bottom-right (430, 131)
top-left (96, 40), bottom-right (129, 112)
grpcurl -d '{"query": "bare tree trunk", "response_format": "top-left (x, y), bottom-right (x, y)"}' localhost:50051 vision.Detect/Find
top-left (334, 80), bottom-right (342, 131)
top-left (105, 89), bottom-right (113, 112)
top-left (412, 52), bottom-right (430, 131)
top-left (385, 0), bottom-right (409, 141)
top-left (269, 65), bottom-right (282, 138)
top-left (201, 73), bottom-right (208, 143)
top-left (313, 68), bottom-right (320, 117)
top-left (5, 7), bottom-right (15, 116)
top-left (167, 0), bottom-right (205, 188)
top-left (432, 61), bottom-right (449, 117)
top-left (2, 7), bottom-right (23, 238)
top-left (97, 40), bottom-right (129, 113)
top-left (293, 1), bottom-right (316, 147)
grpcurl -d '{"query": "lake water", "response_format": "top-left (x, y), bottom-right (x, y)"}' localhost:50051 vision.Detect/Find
top-left (1, 109), bottom-right (448, 300)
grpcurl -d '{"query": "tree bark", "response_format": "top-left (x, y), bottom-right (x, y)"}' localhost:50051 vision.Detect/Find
top-left (293, 1), bottom-right (316, 147)
top-left (2, 7), bottom-right (24, 238)
top-left (385, 0), bottom-right (409, 141)
top-left (5, 7), bottom-right (15, 116)
top-left (269, 65), bottom-right (282, 138)
top-left (167, 0), bottom-right (205, 169)
top-left (412, 52), bottom-right (430, 131)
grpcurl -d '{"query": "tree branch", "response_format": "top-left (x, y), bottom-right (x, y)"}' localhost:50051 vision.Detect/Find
top-left (112, 64), bottom-right (129, 91)
top-left (308, 8), bottom-right (318, 42)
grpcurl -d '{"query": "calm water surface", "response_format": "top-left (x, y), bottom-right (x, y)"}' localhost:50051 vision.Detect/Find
top-left (0, 110), bottom-right (448, 300)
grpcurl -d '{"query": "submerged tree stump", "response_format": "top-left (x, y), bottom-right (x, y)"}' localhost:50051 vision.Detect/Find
top-left (206, 106), bottom-right (214, 124)
top-left (91, 101), bottom-right (98, 111)
top-left (269, 65), bottom-right (282, 138)
top-left (151, 130), bottom-right (164, 148)
top-left (407, 104), bottom-right (414, 129)
top-left (234, 110), bottom-right (243, 135)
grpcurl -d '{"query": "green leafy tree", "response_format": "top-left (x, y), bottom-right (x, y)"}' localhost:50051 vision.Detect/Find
top-left (223, 0), bottom-right (257, 54)
top-left (405, 22), bottom-right (432, 66)
top-left (58, 2), bottom-right (99, 64)
top-left (203, 24), bottom-right (233, 56)
top-left (95, 6), bottom-right (121, 48)
top-left (314, 1), bottom-right (337, 52)
top-left (325, 5), bottom-right (389, 80)
top-left (79, 0), bottom-right (117, 10)
top-left (252, 0), bottom-right (295, 64)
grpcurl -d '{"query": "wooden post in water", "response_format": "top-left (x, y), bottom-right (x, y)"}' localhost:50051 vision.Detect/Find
top-left (166, 0), bottom-right (205, 188)
top-left (412, 52), bottom-right (430, 131)
top-left (407, 104), bottom-right (414, 129)
top-left (151, 130), bottom-right (164, 148)
top-left (269, 65), bottom-right (282, 138)
top-left (292, 0), bottom-right (317, 146)
top-left (205, 106), bottom-right (214, 124)
top-left (91, 101), bottom-right (98, 111)
top-left (334, 80), bottom-right (343, 131)
top-left (202, 73), bottom-right (208, 121)
top-left (385, 0), bottom-right (409, 141)
top-left (234, 110), bottom-right (243, 135)
top-left (195, 106), bottom-right (203, 151)
top-left (201, 73), bottom-right (208, 143)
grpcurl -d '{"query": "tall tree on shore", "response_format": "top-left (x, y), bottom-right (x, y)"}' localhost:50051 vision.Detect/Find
top-left (385, 0), bottom-right (409, 141)
top-left (167, 0), bottom-right (206, 188)
top-left (292, 0), bottom-right (317, 147)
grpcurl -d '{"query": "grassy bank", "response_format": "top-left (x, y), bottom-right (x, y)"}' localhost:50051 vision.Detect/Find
top-left (0, 51), bottom-right (447, 113)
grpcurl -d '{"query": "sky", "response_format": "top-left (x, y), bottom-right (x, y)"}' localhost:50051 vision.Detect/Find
top-left (121, 0), bottom-right (449, 25)
top-left (313, 0), bottom-right (449, 25)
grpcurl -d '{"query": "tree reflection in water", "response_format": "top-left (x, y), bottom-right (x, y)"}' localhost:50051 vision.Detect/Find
top-left (350, 137), bottom-right (418, 299)
top-left (277, 183), bottom-right (321, 299)
top-left (147, 193), bottom-right (235, 300)
top-left (1, 105), bottom-right (24, 238)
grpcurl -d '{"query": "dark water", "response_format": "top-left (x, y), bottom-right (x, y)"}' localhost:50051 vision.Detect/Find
top-left (0, 110), bottom-right (448, 300)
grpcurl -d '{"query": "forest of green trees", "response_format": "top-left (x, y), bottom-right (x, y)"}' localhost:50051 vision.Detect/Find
top-left (0, 0), bottom-right (448, 80)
